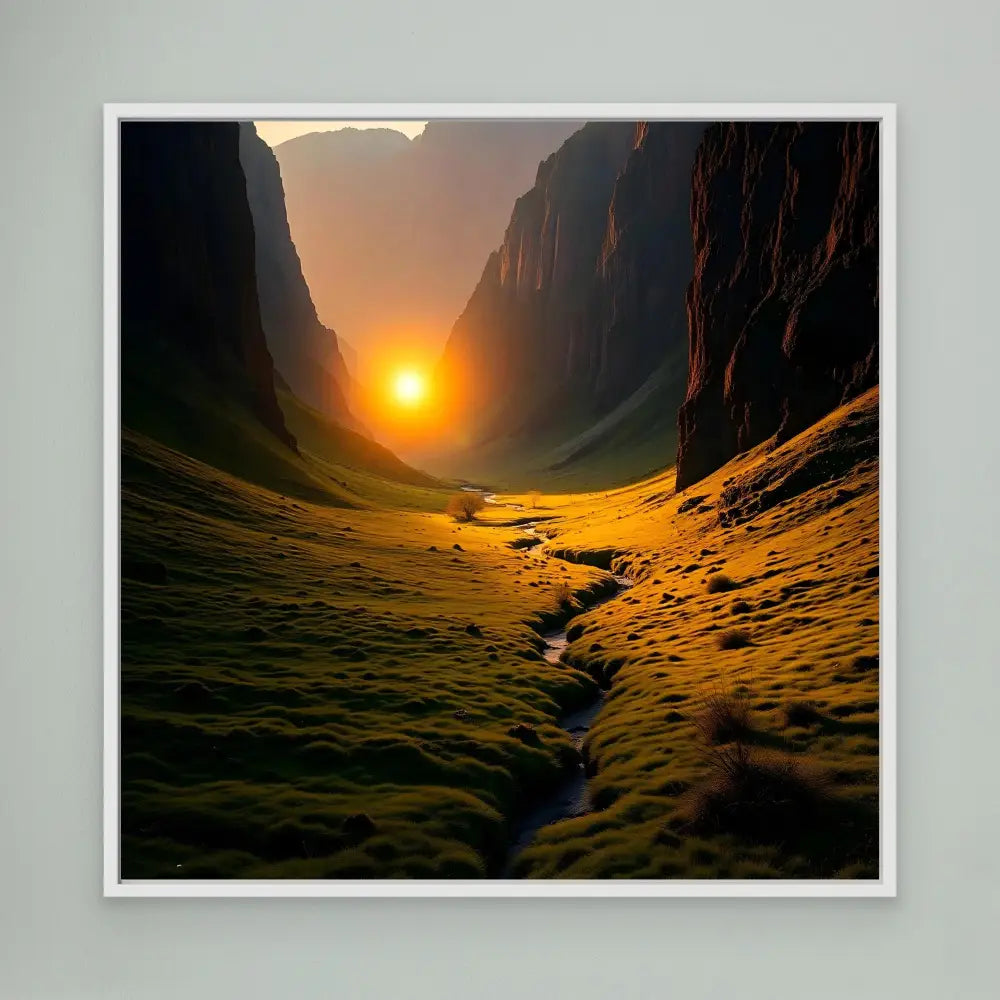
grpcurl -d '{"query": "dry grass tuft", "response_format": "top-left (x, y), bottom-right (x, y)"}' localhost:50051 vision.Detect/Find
top-left (706, 572), bottom-right (739, 593)
top-left (446, 492), bottom-right (486, 522)
top-left (688, 743), bottom-right (832, 841)
top-left (782, 700), bottom-right (823, 727)
top-left (718, 628), bottom-right (752, 650)
top-left (694, 676), bottom-right (754, 744)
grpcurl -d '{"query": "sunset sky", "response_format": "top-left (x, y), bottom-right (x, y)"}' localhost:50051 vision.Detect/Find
top-left (254, 120), bottom-right (428, 147)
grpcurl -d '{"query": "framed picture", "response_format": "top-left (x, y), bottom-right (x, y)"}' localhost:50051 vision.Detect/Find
top-left (105, 103), bottom-right (895, 897)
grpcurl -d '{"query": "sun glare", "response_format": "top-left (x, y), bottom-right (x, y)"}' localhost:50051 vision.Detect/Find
top-left (392, 369), bottom-right (427, 407)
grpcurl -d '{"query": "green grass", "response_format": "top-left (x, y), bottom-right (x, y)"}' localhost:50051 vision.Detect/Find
top-left (418, 352), bottom-right (688, 494)
top-left (497, 388), bottom-right (880, 879)
top-left (121, 430), bottom-right (609, 878)
top-left (122, 374), bottom-right (880, 880)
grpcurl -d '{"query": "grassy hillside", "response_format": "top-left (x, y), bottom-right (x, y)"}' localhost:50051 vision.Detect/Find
top-left (121, 431), bottom-right (612, 878)
top-left (122, 375), bottom-right (879, 880)
top-left (420, 351), bottom-right (688, 494)
top-left (497, 388), bottom-right (881, 878)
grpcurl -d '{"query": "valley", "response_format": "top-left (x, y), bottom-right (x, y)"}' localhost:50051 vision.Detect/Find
top-left (122, 387), bottom-right (878, 879)
top-left (118, 117), bottom-right (881, 882)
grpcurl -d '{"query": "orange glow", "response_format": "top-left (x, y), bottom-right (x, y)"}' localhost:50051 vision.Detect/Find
top-left (392, 369), bottom-right (427, 407)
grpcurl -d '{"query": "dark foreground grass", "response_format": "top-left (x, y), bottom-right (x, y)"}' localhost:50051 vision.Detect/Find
top-left (121, 431), bottom-right (609, 878)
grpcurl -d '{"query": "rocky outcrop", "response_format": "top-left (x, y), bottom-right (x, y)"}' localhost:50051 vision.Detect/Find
top-left (238, 124), bottom-right (354, 422)
top-left (120, 122), bottom-right (295, 449)
top-left (675, 122), bottom-right (879, 489)
top-left (439, 122), bottom-right (704, 452)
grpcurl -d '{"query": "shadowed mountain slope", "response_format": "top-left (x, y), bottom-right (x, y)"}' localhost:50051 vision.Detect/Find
top-left (121, 121), bottom-right (294, 452)
top-left (238, 123), bottom-right (356, 426)
top-left (434, 122), bottom-right (705, 485)
top-left (120, 121), bottom-right (432, 504)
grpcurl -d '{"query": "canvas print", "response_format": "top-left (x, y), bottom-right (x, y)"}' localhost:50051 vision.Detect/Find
top-left (116, 115), bottom-right (883, 883)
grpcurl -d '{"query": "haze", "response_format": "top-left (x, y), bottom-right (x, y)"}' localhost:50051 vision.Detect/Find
top-left (254, 120), bottom-right (428, 147)
top-left (269, 119), bottom-right (582, 380)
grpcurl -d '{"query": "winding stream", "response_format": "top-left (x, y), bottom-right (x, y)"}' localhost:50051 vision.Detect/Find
top-left (467, 488), bottom-right (634, 874)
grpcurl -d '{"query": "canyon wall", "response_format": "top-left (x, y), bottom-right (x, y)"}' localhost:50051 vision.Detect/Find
top-left (274, 120), bottom-right (581, 373)
top-left (238, 124), bottom-right (355, 423)
top-left (439, 121), bottom-right (704, 458)
top-left (675, 121), bottom-right (879, 489)
top-left (120, 121), bottom-right (295, 449)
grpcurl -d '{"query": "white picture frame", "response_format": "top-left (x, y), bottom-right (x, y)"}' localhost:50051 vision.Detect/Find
top-left (104, 102), bottom-right (897, 898)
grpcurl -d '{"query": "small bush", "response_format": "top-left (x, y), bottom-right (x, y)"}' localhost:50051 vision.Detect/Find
top-left (688, 745), bottom-right (831, 841)
top-left (341, 813), bottom-right (376, 840)
top-left (446, 492), bottom-right (486, 522)
top-left (730, 599), bottom-right (752, 615)
top-left (718, 628), bottom-right (752, 650)
top-left (694, 679), bottom-right (754, 744)
top-left (706, 573), bottom-right (738, 593)
top-left (507, 722), bottom-right (538, 744)
top-left (783, 700), bottom-right (823, 727)
top-left (553, 582), bottom-right (574, 608)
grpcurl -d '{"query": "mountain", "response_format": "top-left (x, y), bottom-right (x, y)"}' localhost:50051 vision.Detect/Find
top-left (435, 121), bottom-right (705, 481)
top-left (238, 123), bottom-right (355, 425)
top-left (120, 121), bottom-right (439, 505)
top-left (272, 120), bottom-right (582, 372)
top-left (120, 121), bottom-right (295, 451)
top-left (676, 121), bottom-right (879, 489)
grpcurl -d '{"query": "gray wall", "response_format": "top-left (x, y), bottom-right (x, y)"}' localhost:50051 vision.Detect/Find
top-left (2, 1), bottom-right (998, 996)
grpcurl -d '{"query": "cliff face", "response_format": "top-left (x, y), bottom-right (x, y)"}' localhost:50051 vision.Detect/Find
top-left (439, 121), bottom-right (704, 451)
top-left (676, 121), bottom-right (879, 489)
top-left (120, 122), bottom-right (294, 449)
top-left (583, 121), bottom-right (706, 408)
top-left (238, 124), bottom-right (354, 422)
top-left (274, 120), bottom-right (581, 374)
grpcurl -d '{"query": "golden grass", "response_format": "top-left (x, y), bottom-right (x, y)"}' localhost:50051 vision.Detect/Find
top-left (122, 385), bottom-right (879, 880)
top-left (502, 388), bottom-right (880, 878)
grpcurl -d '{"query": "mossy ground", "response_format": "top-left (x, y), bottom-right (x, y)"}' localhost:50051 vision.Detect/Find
top-left (498, 388), bottom-right (880, 878)
top-left (122, 386), bottom-right (879, 880)
top-left (121, 428), bottom-right (606, 878)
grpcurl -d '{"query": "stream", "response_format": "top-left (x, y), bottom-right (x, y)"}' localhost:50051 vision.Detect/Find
top-left (466, 488), bottom-right (634, 874)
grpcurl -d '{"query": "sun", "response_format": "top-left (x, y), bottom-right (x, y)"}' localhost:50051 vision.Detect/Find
top-left (392, 369), bottom-right (427, 406)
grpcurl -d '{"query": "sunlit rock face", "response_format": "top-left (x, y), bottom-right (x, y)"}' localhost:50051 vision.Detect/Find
top-left (120, 121), bottom-right (295, 449)
top-left (238, 124), bottom-right (355, 425)
top-left (676, 122), bottom-right (879, 490)
top-left (439, 121), bottom-right (704, 451)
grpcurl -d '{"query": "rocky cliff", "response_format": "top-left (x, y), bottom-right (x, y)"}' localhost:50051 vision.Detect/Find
top-left (273, 120), bottom-right (581, 373)
top-left (439, 121), bottom-right (704, 458)
top-left (120, 121), bottom-right (295, 449)
top-left (583, 121), bottom-right (706, 408)
top-left (675, 121), bottom-right (879, 489)
top-left (238, 124), bottom-right (354, 422)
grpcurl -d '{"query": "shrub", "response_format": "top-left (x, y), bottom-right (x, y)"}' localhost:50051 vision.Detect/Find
top-left (783, 700), bottom-right (823, 727)
top-left (688, 744), bottom-right (831, 841)
top-left (553, 582), bottom-right (574, 608)
top-left (718, 628), bottom-right (752, 650)
top-left (706, 573), bottom-right (738, 593)
top-left (686, 669), bottom-right (833, 844)
top-left (446, 492), bottom-right (486, 522)
top-left (694, 676), bottom-right (754, 744)
top-left (507, 722), bottom-right (538, 744)
top-left (730, 599), bottom-right (752, 615)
